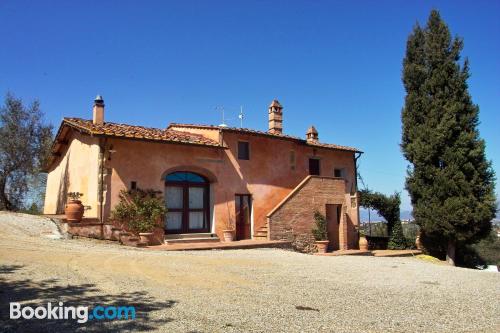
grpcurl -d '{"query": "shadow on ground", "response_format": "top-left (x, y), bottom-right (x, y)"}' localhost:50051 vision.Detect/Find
top-left (0, 265), bottom-right (176, 332)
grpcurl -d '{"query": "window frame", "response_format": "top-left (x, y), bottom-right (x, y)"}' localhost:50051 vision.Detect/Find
top-left (308, 158), bottom-right (321, 176)
top-left (237, 141), bottom-right (250, 160)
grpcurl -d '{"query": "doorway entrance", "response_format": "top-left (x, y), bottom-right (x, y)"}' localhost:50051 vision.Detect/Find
top-left (326, 204), bottom-right (342, 250)
top-left (164, 172), bottom-right (210, 234)
top-left (235, 194), bottom-right (252, 240)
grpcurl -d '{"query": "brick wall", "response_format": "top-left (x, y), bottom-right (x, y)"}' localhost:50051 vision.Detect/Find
top-left (267, 176), bottom-right (358, 252)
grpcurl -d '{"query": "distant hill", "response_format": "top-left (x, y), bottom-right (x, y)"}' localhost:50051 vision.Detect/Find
top-left (359, 208), bottom-right (413, 222)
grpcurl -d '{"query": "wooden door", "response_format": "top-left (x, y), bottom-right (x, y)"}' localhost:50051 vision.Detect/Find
top-left (326, 204), bottom-right (341, 250)
top-left (235, 194), bottom-right (252, 240)
top-left (309, 158), bottom-right (320, 175)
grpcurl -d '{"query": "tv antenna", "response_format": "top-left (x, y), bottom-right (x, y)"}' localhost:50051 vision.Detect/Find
top-left (216, 106), bottom-right (228, 127)
top-left (238, 106), bottom-right (244, 128)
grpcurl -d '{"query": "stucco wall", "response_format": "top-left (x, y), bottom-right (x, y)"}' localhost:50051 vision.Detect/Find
top-left (43, 132), bottom-right (100, 217)
top-left (102, 131), bottom-right (358, 241)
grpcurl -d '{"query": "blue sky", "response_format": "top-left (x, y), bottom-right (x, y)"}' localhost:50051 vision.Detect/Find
top-left (1, 0), bottom-right (499, 212)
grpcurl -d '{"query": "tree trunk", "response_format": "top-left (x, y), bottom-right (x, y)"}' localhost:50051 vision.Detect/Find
top-left (446, 240), bottom-right (456, 266)
top-left (0, 177), bottom-right (13, 211)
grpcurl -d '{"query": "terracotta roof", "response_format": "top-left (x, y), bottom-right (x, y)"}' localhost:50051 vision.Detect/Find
top-left (269, 99), bottom-right (282, 108)
top-left (306, 126), bottom-right (318, 135)
top-left (168, 123), bottom-right (362, 152)
top-left (60, 118), bottom-right (221, 147)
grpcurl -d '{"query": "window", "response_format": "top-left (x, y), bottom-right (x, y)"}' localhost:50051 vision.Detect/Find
top-left (290, 150), bottom-right (296, 170)
top-left (334, 168), bottom-right (344, 178)
top-left (164, 172), bottom-right (210, 234)
top-left (238, 141), bottom-right (250, 160)
top-left (130, 181), bottom-right (137, 190)
top-left (309, 158), bottom-right (320, 175)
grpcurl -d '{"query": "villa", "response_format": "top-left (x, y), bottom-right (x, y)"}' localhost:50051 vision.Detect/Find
top-left (43, 96), bottom-right (362, 250)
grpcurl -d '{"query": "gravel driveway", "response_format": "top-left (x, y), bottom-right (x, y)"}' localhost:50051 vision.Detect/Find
top-left (0, 212), bottom-right (499, 333)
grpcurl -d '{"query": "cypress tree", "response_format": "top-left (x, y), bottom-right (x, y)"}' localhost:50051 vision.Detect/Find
top-left (401, 10), bottom-right (497, 265)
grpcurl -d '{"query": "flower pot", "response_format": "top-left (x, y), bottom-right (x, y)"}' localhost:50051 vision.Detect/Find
top-left (139, 232), bottom-right (154, 245)
top-left (315, 240), bottom-right (329, 253)
top-left (223, 229), bottom-right (234, 242)
top-left (359, 236), bottom-right (368, 251)
top-left (415, 235), bottom-right (422, 250)
top-left (65, 200), bottom-right (84, 223)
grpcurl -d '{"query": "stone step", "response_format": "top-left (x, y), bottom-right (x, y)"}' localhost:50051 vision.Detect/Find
top-left (165, 233), bottom-right (218, 240)
top-left (165, 237), bottom-right (220, 245)
top-left (253, 235), bottom-right (267, 240)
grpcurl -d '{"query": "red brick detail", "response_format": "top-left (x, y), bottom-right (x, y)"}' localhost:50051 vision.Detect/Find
top-left (267, 176), bottom-right (349, 252)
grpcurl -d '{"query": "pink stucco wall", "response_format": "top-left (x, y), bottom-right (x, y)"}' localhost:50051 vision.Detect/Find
top-left (101, 130), bottom-right (358, 240)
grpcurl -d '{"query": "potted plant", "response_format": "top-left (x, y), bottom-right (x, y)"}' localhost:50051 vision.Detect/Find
top-left (312, 210), bottom-right (329, 253)
top-left (358, 228), bottom-right (369, 251)
top-left (111, 188), bottom-right (167, 246)
top-left (65, 192), bottom-right (84, 223)
top-left (415, 230), bottom-right (423, 250)
top-left (223, 218), bottom-right (235, 242)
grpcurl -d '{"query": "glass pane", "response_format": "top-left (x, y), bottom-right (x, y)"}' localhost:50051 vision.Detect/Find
top-left (165, 187), bottom-right (183, 209)
top-left (165, 172), bottom-right (206, 183)
top-left (242, 196), bottom-right (251, 225)
top-left (189, 187), bottom-right (204, 209)
top-left (189, 212), bottom-right (204, 229)
top-left (166, 212), bottom-right (182, 230)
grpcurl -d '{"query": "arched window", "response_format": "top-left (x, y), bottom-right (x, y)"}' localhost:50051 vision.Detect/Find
top-left (164, 172), bottom-right (209, 233)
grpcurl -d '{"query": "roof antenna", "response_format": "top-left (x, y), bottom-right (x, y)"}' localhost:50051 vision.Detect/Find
top-left (217, 106), bottom-right (228, 127)
top-left (238, 106), bottom-right (244, 128)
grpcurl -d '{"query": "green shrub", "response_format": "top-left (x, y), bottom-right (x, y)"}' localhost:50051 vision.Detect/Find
top-left (458, 231), bottom-right (500, 268)
top-left (111, 188), bottom-right (167, 234)
top-left (311, 210), bottom-right (328, 241)
top-left (388, 220), bottom-right (406, 250)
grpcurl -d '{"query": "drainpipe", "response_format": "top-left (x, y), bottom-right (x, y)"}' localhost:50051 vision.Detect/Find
top-left (353, 152), bottom-right (363, 192)
top-left (98, 138), bottom-right (107, 236)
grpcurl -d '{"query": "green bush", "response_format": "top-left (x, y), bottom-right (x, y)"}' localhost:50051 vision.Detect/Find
top-left (388, 220), bottom-right (406, 250)
top-left (311, 210), bottom-right (328, 241)
top-left (111, 188), bottom-right (167, 234)
top-left (458, 231), bottom-right (500, 268)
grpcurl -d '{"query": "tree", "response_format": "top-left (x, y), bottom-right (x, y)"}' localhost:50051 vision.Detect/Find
top-left (401, 10), bottom-right (496, 265)
top-left (0, 93), bottom-right (53, 211)
top-left (359, 189), bottom-right (406, 249)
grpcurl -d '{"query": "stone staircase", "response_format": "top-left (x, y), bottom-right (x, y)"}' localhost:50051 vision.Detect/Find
top-left (164, 233), bottom-right (220, 245)
top-left (253, 222), bottom-right (269, 240)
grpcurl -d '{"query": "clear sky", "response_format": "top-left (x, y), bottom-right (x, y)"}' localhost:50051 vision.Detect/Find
top-left (1, 0), bottom-right (499, 212)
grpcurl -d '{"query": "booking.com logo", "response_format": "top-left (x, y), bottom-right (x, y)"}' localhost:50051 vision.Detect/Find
top-left (10, 302), bottom-right (136, 324)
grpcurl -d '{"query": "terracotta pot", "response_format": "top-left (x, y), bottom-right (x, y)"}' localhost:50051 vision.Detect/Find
top-left (415, 235), bottom-right (422, 250)
top-left (315, 240), bottom-right (329, 253)
top-left (139, 232), bottom-right (154, 245)
top-left (359, 236), bottom-right (369, 251)
top-left (223, 230), bottom-right (234, 242)
top-left (65, 200), bottom-right (84, 223)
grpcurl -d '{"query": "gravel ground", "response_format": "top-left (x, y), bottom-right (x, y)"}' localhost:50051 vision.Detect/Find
top-left (0, 212), bottom-right (499, 333)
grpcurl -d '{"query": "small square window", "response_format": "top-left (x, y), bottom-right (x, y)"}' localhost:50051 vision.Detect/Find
top-left (334, 169), bottom-right (344, 178)
top-left (238, 141), bottom-right (250, 160)
top-left (130, 181), bottom-right (137, 190)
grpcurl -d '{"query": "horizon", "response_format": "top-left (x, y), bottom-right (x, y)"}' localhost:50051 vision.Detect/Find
top-left (1, 1), bottom-right (499, 211)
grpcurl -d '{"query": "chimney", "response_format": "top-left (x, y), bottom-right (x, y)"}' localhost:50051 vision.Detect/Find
top-left (306, 125), bottom-right (318, 142)
top-left (268, 99), bottom-right (283, 134)
top-left (92, 95), bottom-right (105, 125)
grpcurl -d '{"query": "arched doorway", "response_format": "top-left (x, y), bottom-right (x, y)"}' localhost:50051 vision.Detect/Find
top-left (164, 171), bottom-right (210, 234)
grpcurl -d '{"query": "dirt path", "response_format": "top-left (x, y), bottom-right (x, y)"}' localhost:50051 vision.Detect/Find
top-left (1, 212), bottom-right (499, 332)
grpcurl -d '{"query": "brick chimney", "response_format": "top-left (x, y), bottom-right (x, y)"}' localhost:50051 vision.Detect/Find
top-left (92, 95), bottom-right (105, 125)
top-left (306, 125), bottom-right (318, 142)
top-left (268, 99), bottom-right (283, 134)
